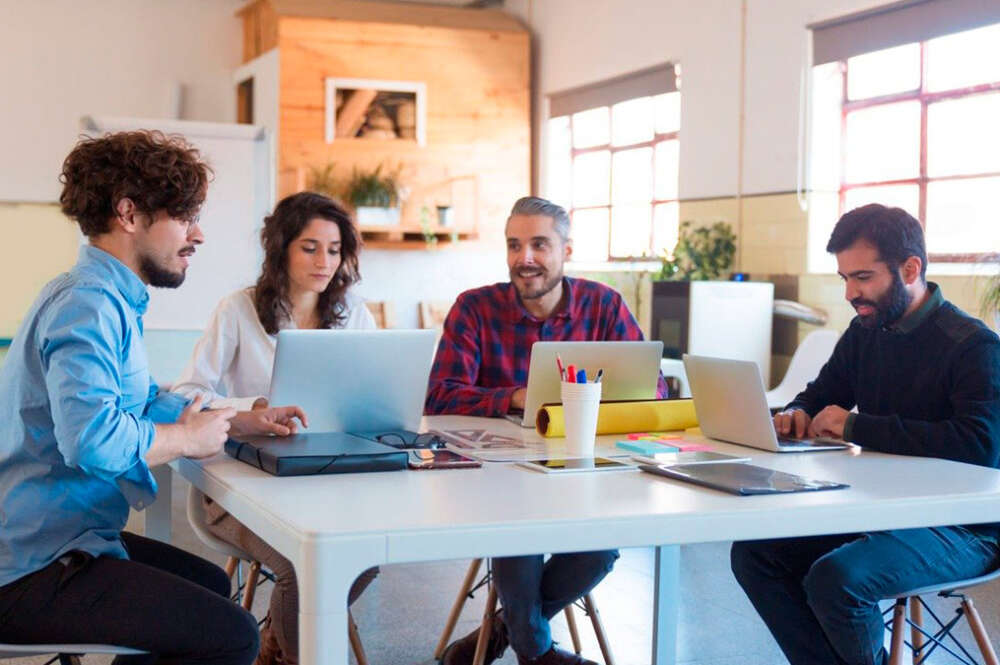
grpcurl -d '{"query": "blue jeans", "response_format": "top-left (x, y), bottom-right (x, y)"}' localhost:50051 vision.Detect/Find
top-left (492, 550), bottom-right (620, 659)
top-left (731, 527), bottom-right (1000, 665)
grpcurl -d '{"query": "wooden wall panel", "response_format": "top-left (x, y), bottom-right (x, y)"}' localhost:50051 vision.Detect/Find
top-left (275, 16), bottom-right (530, 243)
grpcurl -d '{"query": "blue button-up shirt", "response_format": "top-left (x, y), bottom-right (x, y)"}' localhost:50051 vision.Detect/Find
top-left (0, 245), bottom-right (188, 587)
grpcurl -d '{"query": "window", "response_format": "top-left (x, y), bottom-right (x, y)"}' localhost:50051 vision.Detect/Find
top-left (546, 66), bottom-right (680, 263)
top-left (811, 19), bottom-right (1000, 263)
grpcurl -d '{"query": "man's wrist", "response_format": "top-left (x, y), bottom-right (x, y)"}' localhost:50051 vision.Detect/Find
top-left (842, 412), bottom-right (857, 442)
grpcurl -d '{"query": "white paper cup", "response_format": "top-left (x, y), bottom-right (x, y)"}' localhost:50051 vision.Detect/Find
top-left (561, 381), bottom-right (602, 457)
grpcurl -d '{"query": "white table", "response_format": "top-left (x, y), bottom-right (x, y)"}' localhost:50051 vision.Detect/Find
top-left (151, 416), bottom-right (1000, 665)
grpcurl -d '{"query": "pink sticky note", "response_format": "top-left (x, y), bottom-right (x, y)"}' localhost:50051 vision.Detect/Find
top-left (675, 442), bottom-right (715, 452)
top-left (627, 433), bottom-right (648, 440)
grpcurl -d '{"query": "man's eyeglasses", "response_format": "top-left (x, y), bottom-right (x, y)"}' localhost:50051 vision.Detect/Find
top-left (374, 431), bottom-right (447, 450)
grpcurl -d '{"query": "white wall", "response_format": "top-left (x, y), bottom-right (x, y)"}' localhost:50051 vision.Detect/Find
top-left (508, 0), bottom-right (900, 199)
top-left (0, 0), bottom-right (243, 202)
top-left (1, 0), bottom-right (910, 330)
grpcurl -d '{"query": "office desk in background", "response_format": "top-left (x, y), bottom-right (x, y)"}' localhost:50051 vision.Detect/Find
top-left (150, 416), bottom-right (1000, 665)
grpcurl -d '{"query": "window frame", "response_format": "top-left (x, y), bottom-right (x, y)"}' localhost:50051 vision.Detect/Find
top-left (839, 41), bottom-right (1000, 263)
top-left (553, 96), bottom-right (680, 263)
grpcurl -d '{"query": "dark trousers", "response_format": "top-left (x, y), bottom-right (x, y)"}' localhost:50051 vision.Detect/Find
top-left (0, 532), bottom-right (259, 665)
top-left (492, 550), bottom-right (620, 659)
top-left (731, 527), bottom-right (1000, 665)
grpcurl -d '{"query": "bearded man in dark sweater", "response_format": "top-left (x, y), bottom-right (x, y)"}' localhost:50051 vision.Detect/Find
top-left (730, 204), bottom-right (1000, 665)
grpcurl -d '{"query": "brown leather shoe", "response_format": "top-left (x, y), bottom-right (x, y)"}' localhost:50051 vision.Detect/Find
top-left (516, 644), bottom-right (599, 665)
top-left (440, 614), bottom-right (509, 665)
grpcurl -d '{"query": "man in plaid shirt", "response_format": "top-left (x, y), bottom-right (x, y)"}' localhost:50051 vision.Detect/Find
top-left (431, 197), bottom-right (665, 665)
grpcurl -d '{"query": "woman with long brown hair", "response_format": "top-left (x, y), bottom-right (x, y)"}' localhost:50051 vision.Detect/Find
top-left (174, 191), bottom-right (378, 665)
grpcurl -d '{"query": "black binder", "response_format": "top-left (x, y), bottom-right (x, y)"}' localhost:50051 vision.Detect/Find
top-left (225, 432), bottom-right (408, 476)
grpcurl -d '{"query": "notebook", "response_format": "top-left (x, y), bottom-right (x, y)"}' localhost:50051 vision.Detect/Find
top-left (225, 432), bottom-right (408, 477)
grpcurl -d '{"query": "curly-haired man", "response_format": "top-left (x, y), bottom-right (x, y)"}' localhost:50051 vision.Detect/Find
top-left (0, 131), bottom-right (302, 663)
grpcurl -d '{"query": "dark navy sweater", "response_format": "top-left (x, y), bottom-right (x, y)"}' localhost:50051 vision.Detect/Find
top-left (789, 283), bottom-right (1000, 536)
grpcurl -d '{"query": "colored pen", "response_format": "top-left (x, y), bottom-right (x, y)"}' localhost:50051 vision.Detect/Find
top-left (577, 368), bottom-right (587, 383)
top-left (556, 354), bottom-right (566, 380)
top-left (565, 364), bottom-right (577, 383)
top-left (594, 368), bottom-right (604, 383)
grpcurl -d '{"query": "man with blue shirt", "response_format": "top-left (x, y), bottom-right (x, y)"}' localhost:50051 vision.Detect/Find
top-left (0, 131), bottom-right (301, 663)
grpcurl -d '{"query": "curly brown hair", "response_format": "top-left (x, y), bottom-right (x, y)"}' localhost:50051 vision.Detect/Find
top-left (254, 192), bottom-right (362, 334)
top-left (59, 130), bottom-right (211, 237)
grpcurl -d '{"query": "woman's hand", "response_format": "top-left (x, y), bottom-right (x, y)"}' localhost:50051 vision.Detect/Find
top-left (230, 405), bottom-right (308, 437)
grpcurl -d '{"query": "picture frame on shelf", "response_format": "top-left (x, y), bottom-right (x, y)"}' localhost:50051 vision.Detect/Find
top-left (325, 78), bottom-right (427, 146)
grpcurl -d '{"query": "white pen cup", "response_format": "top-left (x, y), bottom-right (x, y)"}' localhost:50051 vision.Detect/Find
top-left (560, 380), bottom-right (602, 457)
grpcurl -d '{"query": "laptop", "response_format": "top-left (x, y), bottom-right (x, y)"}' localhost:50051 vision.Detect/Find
top-left (682, 354), bottom-right (849, 452)
top-left (507, 340), bottom-right (663, 427)
top-left (268, 329), bottom-right (437, 432)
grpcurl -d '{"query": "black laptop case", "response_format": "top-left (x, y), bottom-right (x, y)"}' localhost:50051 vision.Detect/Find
top-left (225, 432), bottom-right (408, 476)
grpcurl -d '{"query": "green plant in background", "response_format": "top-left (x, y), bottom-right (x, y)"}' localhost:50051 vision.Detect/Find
top-left (307, 162), bottom-right (338, 199)
top-left (345, 164), bottom-right (400, 208)
top-left (419, 205), bottom-right (438, 247)
top-left (656, 220), bottom-right (736, 281)
top-left (980, 269), bottom-right (1000, 325)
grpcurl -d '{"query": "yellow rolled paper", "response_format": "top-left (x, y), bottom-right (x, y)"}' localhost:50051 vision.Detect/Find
top-left (535, 399), bottom-right (698, 438)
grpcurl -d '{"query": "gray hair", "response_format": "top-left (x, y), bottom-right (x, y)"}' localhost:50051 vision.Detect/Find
top-left (508, 196), bottom-right (571, 243)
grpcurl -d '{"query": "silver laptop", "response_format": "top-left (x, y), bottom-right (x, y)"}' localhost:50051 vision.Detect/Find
top-left (269, 329), bottom-right (437, 433)
top-left (682, 354), bottom-right (849, 452)
top-left (508, 341), bottom-right (664, 427)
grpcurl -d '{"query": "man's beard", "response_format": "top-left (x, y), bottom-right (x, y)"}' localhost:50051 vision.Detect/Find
top-left (511, 265), bottom-right (562, 300)
top-left (139, 253), bottom-right (187, 288)
top-left (852, 269), bottom-right (911, 328)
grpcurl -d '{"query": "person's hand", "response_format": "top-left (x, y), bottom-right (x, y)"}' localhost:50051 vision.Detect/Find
top-left (510, 388), bottom-right (527, 411)
top-left (808, 405), bottom-right (849, 439)
top-left (231, 405), bottom-right (308, 437)
top-left (178, 394), bottom-right (236, 458)
top-left (773, 408), bottom-right (811, 439)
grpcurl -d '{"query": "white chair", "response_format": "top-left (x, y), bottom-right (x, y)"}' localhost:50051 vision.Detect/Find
top-left (0, 643), bottom-right (147, 664)
top-left (765, 330), bottom-right (839, 410)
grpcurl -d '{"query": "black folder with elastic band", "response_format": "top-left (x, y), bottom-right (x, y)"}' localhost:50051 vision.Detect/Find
top-left (225, 432), bottom-right (408, 476)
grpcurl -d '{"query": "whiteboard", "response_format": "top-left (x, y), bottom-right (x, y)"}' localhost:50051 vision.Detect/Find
top-left (82, 116), bottom-right (271, 330)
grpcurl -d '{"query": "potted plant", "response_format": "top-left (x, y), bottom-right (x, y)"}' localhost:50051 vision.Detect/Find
top-left (980, 268), bottom-right (1000, 329)
top-left (655, 220), bottom-right (736, 281)
top-left (345, 164), bottom-right (401, 227)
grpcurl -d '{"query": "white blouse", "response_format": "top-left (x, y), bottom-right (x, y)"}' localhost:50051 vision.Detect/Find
top-left (172, 288), bottom-right (377, 410)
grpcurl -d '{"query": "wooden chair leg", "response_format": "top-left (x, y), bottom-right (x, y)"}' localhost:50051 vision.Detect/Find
top-left (908, 596), bottom-right (923, 664)
top-left (472, 585), bottom-right (499, 665)
top-left (242, 561), bottom-right (262, 612)
top-left (962, 597), bottom-right (1000, 665)
top-left (224, 556), bottom-right (239, 580)
top-left (563, 604), bottom-right (583, 654)
top-left (889, 599), bottom-right (907, 665)
top-left (434, 558), bottom-right (485, 659)
top-left (348, 609), bottom-right (368, 665)
top-left (583, 593), bottom-right (615, 665)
